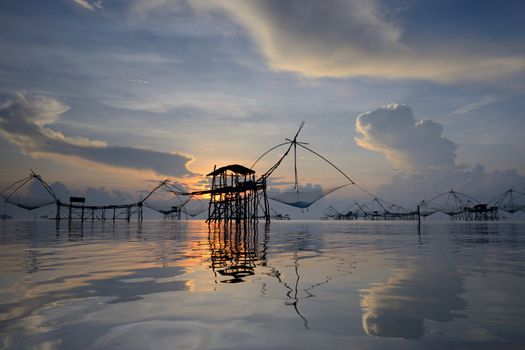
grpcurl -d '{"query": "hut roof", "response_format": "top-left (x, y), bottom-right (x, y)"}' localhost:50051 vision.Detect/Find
top-left (207, 164), bottom-right (255, 176)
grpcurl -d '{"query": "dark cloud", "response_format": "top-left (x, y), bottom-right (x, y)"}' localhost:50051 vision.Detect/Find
top-left (0, 92), bottom-right (193, 177)
top-left (355, 104), bottom-right (457, 169)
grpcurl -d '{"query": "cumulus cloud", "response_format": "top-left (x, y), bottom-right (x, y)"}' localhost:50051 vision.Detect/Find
top-left (187, 0), bottom-right (525, 82)
top-left (355, 103), bottom-right (457, 169)
top-left (355, 104), bottom-right (525, 205)
top-left (0, 92), bottom-right (193, 177)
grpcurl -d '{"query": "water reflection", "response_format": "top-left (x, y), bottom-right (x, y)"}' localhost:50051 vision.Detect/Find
top-left (265, 225), bottom-right (341, 330)
top-left (361, 265), bottom-right (466, 338)
top-left (0, 222), bottom-right (192, 349)
top-left (206, 223), bottom-right (335, 329)
top-left (266, 251), bottom-right (331, 330)
top-left (207, 223), bottom-right (268, 284)
top-left (1, 221), bottom-right (524, 349)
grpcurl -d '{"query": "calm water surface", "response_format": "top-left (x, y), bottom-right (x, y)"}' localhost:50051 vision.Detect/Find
top-left (0, 220), bottom-right (524, 349)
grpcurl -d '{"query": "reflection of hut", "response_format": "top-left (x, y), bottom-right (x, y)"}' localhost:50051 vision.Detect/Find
top-left (208, 224), bottom-right (266, 283)
top-left (201, 164), bottom-right (269, 223)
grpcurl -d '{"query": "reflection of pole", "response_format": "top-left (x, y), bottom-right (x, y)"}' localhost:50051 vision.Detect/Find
top-left (266, 246), bottom-right (332, 330)
top-left (291, 251), bottom-right (309, 329)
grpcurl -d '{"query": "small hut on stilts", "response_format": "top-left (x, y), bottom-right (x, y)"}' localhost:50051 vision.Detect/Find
top-left (192, 164), bottom-right (270, 224)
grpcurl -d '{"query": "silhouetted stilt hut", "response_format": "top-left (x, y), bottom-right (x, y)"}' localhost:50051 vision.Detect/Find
top-left (200, 164), bottom-right (269, 223)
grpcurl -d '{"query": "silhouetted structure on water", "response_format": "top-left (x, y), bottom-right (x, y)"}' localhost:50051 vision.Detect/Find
top-left (190, 164), bottom-right (270, 224)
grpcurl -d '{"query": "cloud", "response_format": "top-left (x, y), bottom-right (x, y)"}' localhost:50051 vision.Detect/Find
top-left (103, 92), bottom-right (261, 117)
top-left (72, 0), bottom-right (103, 11)
top-left (451, 95), bottom-right (500, 116)
top-left (355, 103), bottom-right (457, 169)
top-left (26, 179), bottom-right (134, 205)
top-left (130, 79), bottom-right (149, 85)
top-left (354, 104), bottom-right (525, 206)
top-left (377, 165), bottom-right (525, 206)
top-left (0, 92), bottom-right (193, 177)
top-left (188, 0), bottom-right (525, 81)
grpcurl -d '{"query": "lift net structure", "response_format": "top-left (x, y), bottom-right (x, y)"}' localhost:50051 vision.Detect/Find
top-left (489, 189), bottom-right (525, 214)
top-left (143, 181), bottom-right (191, 220)
top-left (252, 122), bottom-right (355, 211)
top-left (428, 190), bottom-right (477, 216)
top-left (417, 200), bottom-right (440, 217)
top-left (182, 197), bottom-right (208, 218)
top-left (0, 171), bottom-right (57, 211)
top-left (144, 181), bottom-right (208, 219)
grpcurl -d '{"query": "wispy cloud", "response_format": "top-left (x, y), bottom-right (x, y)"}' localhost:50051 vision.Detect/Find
top-left (451, 95), bottom-right (500, 115)
top-left (0, 92), bottom-right (193, 177)
top-left (177, 0), bottom-right (525, 82)
top-left (103, 92), bottom-right (262, 117)
top-left (130, 79), bottom-right (149, 85)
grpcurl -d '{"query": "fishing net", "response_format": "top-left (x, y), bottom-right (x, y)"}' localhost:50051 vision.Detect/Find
top-left (365, 198), bottom-right (389, 214)
top-left (144, 198), bottom-right (189, 215)
top-left (143, 181), bottom-right (191, 216)
top-left (427, 190), bottom-right (477, 216)
top-left (323, 205), bottom-right (341, 218)
top-left (269, 184), bottom-right (347, 209)
top-left (343, 202), bottom-right (368, 217)
top-left (4, 196), bottom-right (55, 210)
top-left (182, 198), bottom-right (207, 217)
top-left (418, 201), bottom-right (439, 217)
top-left (489, 189), bottom-right (525, 214)
top-left (501, 203), bottom-right (525, 214)
top-left (1, 175), bottom-right (57, 211)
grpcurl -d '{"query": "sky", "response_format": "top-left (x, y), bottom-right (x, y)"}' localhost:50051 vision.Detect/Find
top-left (1, 0), bottom-right (525, 215)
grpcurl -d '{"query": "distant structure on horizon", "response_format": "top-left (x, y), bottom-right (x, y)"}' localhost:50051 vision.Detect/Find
top-left (322, 189), bottom-right (525, 222)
